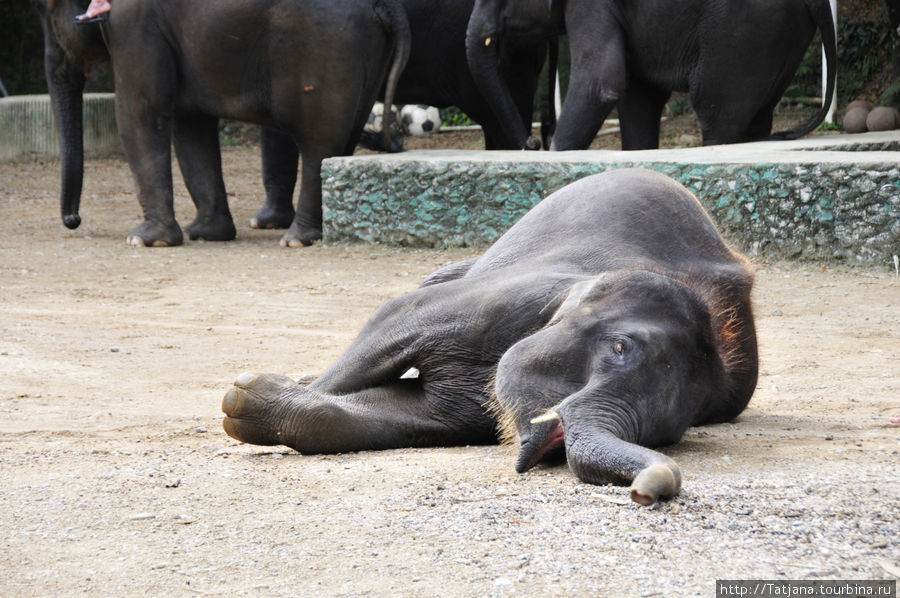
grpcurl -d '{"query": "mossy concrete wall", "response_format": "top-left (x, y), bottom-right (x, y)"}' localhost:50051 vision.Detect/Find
top-left (0, 94), bottom-right (121, 163)
top-left (323, 132), bottom-right (899, 266)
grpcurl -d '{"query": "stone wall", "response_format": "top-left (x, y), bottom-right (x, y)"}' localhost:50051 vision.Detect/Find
top-left (323, 132), bottom-right (899, 266)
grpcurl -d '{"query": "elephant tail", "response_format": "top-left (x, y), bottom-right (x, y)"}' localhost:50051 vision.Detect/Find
top-left (771, 0), bottom-right (837, 140)
top-left (374, 0), bottom-right (411, 152)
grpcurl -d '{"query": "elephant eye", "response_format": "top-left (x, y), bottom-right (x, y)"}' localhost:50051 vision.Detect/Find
top-left (614, 342), bottom-right (625, 355)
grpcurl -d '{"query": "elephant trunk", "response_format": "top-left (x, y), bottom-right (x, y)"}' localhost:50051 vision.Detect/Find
top-left (39, 12), bottom-right (89, 230)
top-left (563, 425), bottom-right (682, 505)
top-left (524, 393), bottom-right (683, 505)
top-left (465, 0), bottom-right (537, 150)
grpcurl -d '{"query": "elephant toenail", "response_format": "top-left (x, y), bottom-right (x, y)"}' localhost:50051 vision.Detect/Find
top-left (236, 372), bottom-right (255, 385)
top-left (222, 389), bottom-right (238, 413)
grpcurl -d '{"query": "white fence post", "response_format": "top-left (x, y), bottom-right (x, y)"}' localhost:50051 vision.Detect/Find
top-left (823, 0), bottom-right (838, 122)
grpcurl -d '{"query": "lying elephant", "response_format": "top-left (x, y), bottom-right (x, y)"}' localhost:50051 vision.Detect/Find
top-left (36, 0), bottom-right (409, 247)
top-left (222, 169), bottom-right (759, 505)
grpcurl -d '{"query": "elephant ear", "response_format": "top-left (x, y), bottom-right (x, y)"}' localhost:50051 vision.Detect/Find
top-left (544, 275), bottom-right (608, 325)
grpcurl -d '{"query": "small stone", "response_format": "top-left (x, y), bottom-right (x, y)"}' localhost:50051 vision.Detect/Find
top-left (127, 513), bottom-right (156, 521)
top-left (842, 106), bottom-right (870, 133)
top-left (866, 106), bottom-right (900, 131)
top-left (110, 347), bottom-right (120, 353)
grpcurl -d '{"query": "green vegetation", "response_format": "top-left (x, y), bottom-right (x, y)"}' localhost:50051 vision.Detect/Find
top-left (439, 107), bottom-right (475, 127)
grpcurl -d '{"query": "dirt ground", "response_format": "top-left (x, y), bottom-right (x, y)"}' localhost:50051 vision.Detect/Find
top-left (1, 138), bottom-right (897, 596)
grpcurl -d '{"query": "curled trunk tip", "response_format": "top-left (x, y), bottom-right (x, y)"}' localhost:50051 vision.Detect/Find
top-left (629, 462), bottom-right (682, 506)
top-left (63, 214), bottom-right (82, 229)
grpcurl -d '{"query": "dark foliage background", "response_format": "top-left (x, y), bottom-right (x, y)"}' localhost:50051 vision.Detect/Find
top-left (1, 0), bottom-right (46, 95)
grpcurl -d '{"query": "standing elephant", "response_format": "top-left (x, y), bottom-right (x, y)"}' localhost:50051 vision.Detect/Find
top-left (222, 169), bottom-right (759, 505)
top-left (34, 0), bottom-right (409, 247)
top-left (466, 0), bottom-right (837, 150)
top-left (250, 0), bottom-right (546, 231)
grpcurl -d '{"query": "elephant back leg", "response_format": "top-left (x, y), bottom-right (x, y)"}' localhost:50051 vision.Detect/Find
top-left (280, 150), bottom-right (325, 247)
top-left (110, 29), bottom-right (183, 246)
top-left (618, 79), bottom-right (671, 150)
top-left (276, 44), bottom-right (391, 247)
top-left (173, 112), bottom-right (236, 241)
top-left (692, 5), bottom-right (815, 145)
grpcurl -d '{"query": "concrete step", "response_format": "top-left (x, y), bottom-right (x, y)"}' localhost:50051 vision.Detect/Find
top-left (322, 131), bottom-right (900, 266)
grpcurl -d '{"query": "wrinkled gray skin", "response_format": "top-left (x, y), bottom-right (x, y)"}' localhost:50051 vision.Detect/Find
top-left (251, 0), bottom-right (546, 231)
top-left (34, 0), bottom-right (409, 247)
top-left (465, 0), bottom-right (837, 150)
top-left (222, 169), bottom-right (759, 505)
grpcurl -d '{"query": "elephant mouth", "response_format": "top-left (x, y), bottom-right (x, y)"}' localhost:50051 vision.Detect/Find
top-left (515, 419), bottom-right (566, 473)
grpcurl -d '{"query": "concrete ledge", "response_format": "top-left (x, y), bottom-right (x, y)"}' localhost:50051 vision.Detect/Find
top-left (0, 93), bottom-right (121, 163)
top-left (322, 131), bottom-right (900, 266)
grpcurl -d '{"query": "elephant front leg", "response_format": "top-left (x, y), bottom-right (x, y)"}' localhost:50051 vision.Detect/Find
top-left (116, 113), bottom-right (183, 246)
top-left (252, 128), bottom-right (298, 230)
top-left (222, 373), bottom-right (465, 453)
top-left (112, 49), bottom-right (184, 247)
top-left (549, 13), bottom-right (626, 150)
top-left (173, 113), bottom-right (236, 242)
top-left (617, 80), bottom-right (671, 150)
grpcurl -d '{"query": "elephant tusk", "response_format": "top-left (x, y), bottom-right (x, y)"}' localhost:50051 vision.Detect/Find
top-left (530, 410), bottom-right (560, 424)
top-left (484, 36), bottom-right (492, 47)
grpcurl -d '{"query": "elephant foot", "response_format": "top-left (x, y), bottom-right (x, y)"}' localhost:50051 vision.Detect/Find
top-left (250, 205), bottom-right (295, 230)
top-left (279, 223), bottom-right (322, 248)
top-left (126, 221), bottom-right (184, 247)
top-left (186, 214), bottom-right (237, 242)
top-left (629, 462), bottom-right (682, 506)
top-left (222, 372), bottom-right (306, 447)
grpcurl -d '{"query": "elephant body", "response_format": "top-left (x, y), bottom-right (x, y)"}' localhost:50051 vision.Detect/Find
top-left (252, 0), bottom-right (546, 231)
top-left (466, 0), bottom-right (836, 150)
top-left (222, 169), bottom-right (759, 505)
top-left (35, 0), bottom-right (409, 247)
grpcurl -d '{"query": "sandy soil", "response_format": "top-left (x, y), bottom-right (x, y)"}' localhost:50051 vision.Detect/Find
top-left (1, 144), bottom-right (897, 597)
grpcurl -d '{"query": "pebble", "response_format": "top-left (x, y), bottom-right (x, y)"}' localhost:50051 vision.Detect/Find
top-left (126, 513), bottom-right (156, 521)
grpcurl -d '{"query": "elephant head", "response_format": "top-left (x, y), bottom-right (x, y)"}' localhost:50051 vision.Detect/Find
top-left (31, 0), bottom-right (108, 229)
top-left (465, 0), bottom-right (560, 150)
top-left (493, 270), bottom-right (731, 504)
